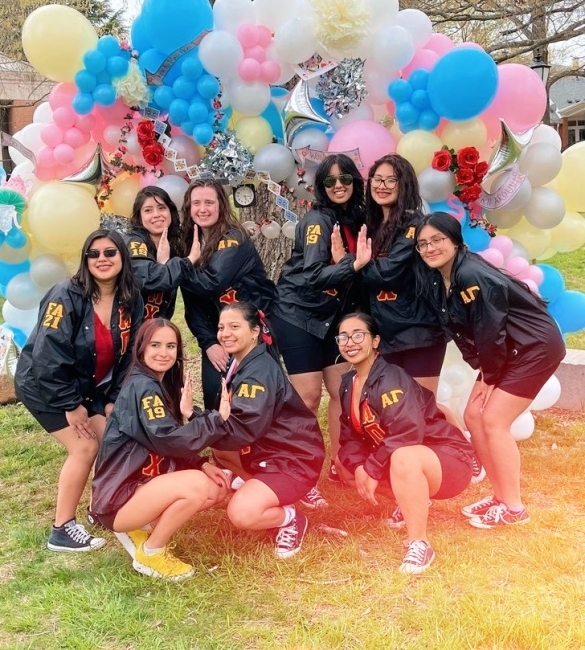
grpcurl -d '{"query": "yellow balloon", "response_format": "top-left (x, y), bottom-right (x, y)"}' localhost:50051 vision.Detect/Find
top-left (556, 146), bottom-right (585, 212)
top-left (27, 182), bottom-right (100, 256)
top-left (505, 217), bottom-right (551, 259)
top-left (535, 247), bottom-right (558, 261)
top-left (235, 116), bottom-right (273, 154)
top-left (441, 119), bottom-right (488, 151)
top-left (22, 5), bottom-right (98, 82)
top-left (548, 211), bottom-right (585, 253)
top-left (396, 130), bottom-right (443, 175)
top-left (109, 174), bottom-right (142, 218)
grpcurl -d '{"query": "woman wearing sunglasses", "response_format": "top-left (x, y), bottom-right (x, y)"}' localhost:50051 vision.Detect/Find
top-left (271, 153), bottom-right (369, 487)
top-left (15, 229), bottom-right (143, 553)
top-left (414, 212), bottom-right (565, 529)
top-left (335, 312), bottom-right (474, 574)
top-left (126, 186), bottom-right (200, 321)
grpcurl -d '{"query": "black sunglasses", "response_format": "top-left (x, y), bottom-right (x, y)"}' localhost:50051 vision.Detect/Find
top-left (86, 248), bottom-right (119, 259)
top-left (323, 174), bottom-right (354, 188)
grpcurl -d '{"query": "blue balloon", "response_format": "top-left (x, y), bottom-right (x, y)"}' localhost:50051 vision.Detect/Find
top-left (93, 84), bottom-right (116, 107)
top-left (180, 121), bottom-right (195, 136)
top-left (141, 0), bottom-right (213, 56)
top-left (388, 79), bottom-right (413, 103)
top-left (138, 48), bottom-right (166, 76)
top-left (428, 195), bottom-right (468, 223)
top-left (75, 69), bottom-right (97, 94)
top-left (411, 89), bottom-right (430, 110)
top-left (83, 49), bottom-right (107, 75)
top-left (130, 16), bottom-right (152, 54)
top-left (188, 100), bottom-right (208, 124)
top-left (173, 77), bottom-right (196, 101)
top-left (2, 324), bottom-right (28, 349)
top-left (96, 71), bottom-right (111, 85)
top-left (72, 93), bottom-right (95, 115)
top-left (5, 229), bottom-right (27, 248)
top-left (418, 109), bottom-right (440, 131)
top-left (461, 218), bottom-right (490, 253)
top-left (0, 259), bottom-right (30, 286)
top-left (97, 35), bottom-right (121, 58)
top-left (409, 69), bottom-right (430, 90)
top-left (548, 290), bottom-right (585, 334)
top-left (107, 56), bottom-right (129, 78)
top-left (197, 74), bottom-right (220, 100)
top-left (168, 98), bottom-right (190, 124)
top-left (0, 283), bottom-right (6, 298)
top-left (181, 55), bottom-right (204, 81)
top-left (153, 85), bottom-right (175, 110)
top-left (396, 102), bottom-right (419, 126)
top-left (427, 49), bottom-right (498, 121)
top-left (193, 122), bottom-right (214, 146)
top-left (536, 264), bottom-right (566, 304)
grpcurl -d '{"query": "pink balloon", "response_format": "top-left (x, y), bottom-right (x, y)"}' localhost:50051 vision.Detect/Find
top-left (479, 110), bottom-right (501, 142)
top-left (49, 83), bottom-right (77, 110)
top-left (63, 127), bottom-right (89, 148)
top-left (75, 113), bottom-right (97, 133)
top-left (37, 146), bottom-right (56, 168)
top-left (237, 23), bottom-right (260, 48)
top-left (523, 278), bottom-right (539, 295)
top-left (245, 45), bottom-right (266, 63)
top-left (402, 48), bottom-right (439, 78)
top-left (478, 248), bottom-right (504, 268)
top-left (238, 58), bottom-right (262, 82)
top-left (35, 164), bottom-right (57, 181)
top-left (53, 106), bottom-right (76, 129)
top-left (53, 143), bottom-right (75, 165)
top-left (385, 99), bottom-right (396, 117)
top-left (505, 255), bottom-right (530, 278)
top-left (72, 141), bottom-right (100, 169)
top-left (41, 123), bottom-right (64, 148)
top-left (257, 25), bottom-right (272, 48)
top-left (456, 42), bottom-right (484, 51)
top-left (94, 98), bottom-right (132, 127)
top-left (328, 120), bottom-right (397, 179)
top-left (483, 64), bottom-right (547, 132)
top-left (524, 264), bottom-right (544, 286)
top-left (489, 234), bottom-right (514, 260)
top-left (260, 60), bottom-right (280, 84)
top-left (425, 33), bottom-right (454, 56)
top-left (140, 171), bottom-right (160, 188)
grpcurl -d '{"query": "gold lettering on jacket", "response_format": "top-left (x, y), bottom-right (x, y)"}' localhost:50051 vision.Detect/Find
top-left (306, 224), bottom-right (321, 245)
top-left (236, 383), bottom-right (266, 399)
top-left (218, 239), bottom-right (239, 250)
top-left (460, 285), bottom-right (480, 304)
top-left (42, 302), bottom-right (64, 329)
top-left (129, 241), bottom-right (148, 257)
top-left (381, 389), bottom-right (404, 408)
top-left (142, 394), bottom-right (167, 420)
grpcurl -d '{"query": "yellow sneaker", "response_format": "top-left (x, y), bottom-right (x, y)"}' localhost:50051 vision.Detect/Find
top-left (114, 529), bottom-right (151, 560)
top-left (133, 543), bottom-right (195, 581)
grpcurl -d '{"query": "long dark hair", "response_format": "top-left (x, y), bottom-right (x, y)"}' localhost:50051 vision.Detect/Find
top-left (72, 229), bottom-right (139, 309)
top-left (181, 178), bottom-right (248, 268)
top-left (130, 186), bottom-right (185, 257)
top-left (130, 318), bottom-right (185, 423)
top-left (365, 154), bottom-right (422, 255)
top-left (413, 212), bottom-right (547, 305)
top-left (313, 154), bottom-right (365, 236)
top-left (338, 311), bottom-right (381, 338)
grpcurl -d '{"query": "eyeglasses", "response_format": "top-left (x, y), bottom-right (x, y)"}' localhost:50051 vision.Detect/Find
top-left (335, 331), bottom-right (368, 345)
top-left (323, 174), bottom-right (354, 188)
top-left (86, 248), bottom-right (119, 259)
top-left (371, 176), bottom-right (398, 189)
top-left (415, 236), bottom-right (448, 253)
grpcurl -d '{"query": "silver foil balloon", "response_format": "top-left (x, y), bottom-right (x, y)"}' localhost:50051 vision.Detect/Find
top-left (282, 80), bottom-right (330, 146)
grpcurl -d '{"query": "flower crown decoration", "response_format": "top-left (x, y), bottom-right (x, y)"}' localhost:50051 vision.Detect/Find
top-left (431, 145), bottom-right (496, 237)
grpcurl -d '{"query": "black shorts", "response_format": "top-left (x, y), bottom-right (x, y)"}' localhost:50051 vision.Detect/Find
top-left (92, 510), bottom-right (117, 531)
top-left (271, 315), bottom-right (343, 374)
top-left (255, 471), bottom-right (315, 506)
top-left (382, 341), bottom-right (447, 378)
top-left (22, 403), bottom-right (105, 434)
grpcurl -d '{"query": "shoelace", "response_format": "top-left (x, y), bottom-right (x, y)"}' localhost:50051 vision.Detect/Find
top-left (64, 522), bottom-right (92, 544)
top-left (469, 497), bottom-right (497, 514)
top-left (275, 522), bottom-right (298, 549)
top-left (389, 506), bottom-right (403, 522)
top-left (304, 488), bottom-right (324, 503)
top-left (480, 505), bottom-right (505, 523)
top-left (403, 540), bottom-right (429, 565)
top-left (471, 457), bottom-right (482, 475)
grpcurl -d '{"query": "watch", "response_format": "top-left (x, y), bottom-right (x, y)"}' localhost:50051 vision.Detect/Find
top-left (233, 184), bottom-right (257, 208)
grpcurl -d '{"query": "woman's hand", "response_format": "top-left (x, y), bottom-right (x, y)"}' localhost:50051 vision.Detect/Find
top-left (104, 403), bottom-right (114, 418)
top-left (187, 225), bottom-right (201, 265)
top-left (203, 462), bottom-right (231, 489)
top-left (66, 405), bottom-right (96, 440)
top-left (156, 227), bottom-right (171, 264)
top-left (353, 225), bottom-right (372, 271)
top-left (354, 465), bottom-right (379, 506)
top-left (219, 379), bottom-right (231, 421)
top-left (331, 224), bottom-right (346, 263)
top-left (469, 377), bottom-right (495, 411)
top-left (206, 344), bottom-right (229, 373)
top-left (180, 374), bottom-right (194, 420)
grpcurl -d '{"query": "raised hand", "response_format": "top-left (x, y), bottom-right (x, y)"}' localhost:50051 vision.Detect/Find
top-left (353, 225), bottom-right (372, 271)
top-left (157, 227), bottom-right (171, 264)
top-left (331, 224), bottom-right (346, 264)
top-left (180, 374), bottom-right (194, 420)
top-left (187, 225), bottom-right (201, 265)
top-left (218, 379), bottom-right (231, 421)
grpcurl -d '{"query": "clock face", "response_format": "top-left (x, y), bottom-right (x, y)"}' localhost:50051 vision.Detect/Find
top-left (233, 184), bottom-right (256, 207)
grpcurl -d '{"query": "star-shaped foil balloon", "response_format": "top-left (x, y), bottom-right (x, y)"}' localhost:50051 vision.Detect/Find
top-left (282, 80), bottom-right (330, 146)
top-left (486, 120), bottom-right (536, 177)
top-left (61, 144), bottom-right (108, 187)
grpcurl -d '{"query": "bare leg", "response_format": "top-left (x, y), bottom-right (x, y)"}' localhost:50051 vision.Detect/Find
top-left (323, 362), bottom-right (350, 460)
top-left (227, 479), bottom-right (284, 530)
top-left (288, 371), bottom-right (323, 415)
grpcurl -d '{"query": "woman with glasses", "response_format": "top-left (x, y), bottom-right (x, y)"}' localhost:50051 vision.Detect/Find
top-left (179, 178), bottom-right (275, 410)
top-left (272, 154), bottom-right (369, 486)
top-left (15, 229), bottom-right (143, 553)
top-left (335, 312), bottom-right (474, 574)
top-left (414, 212), bottom-right (565, 529)
top-left (126, 186), bottom-right (200, 321)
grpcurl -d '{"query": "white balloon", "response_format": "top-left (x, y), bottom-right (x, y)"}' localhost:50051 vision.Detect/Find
top-left (282, 220), bottom-right (297, 239)
top-left (494, 176), bottom-right (532, 212)
top-left (199, 31), bottom-right (243, 80)
top-left (530, 124), bottom-right (562, 151)
top-left (264, 44), bottom-right (296, 85)
top-left (253, 143), bottom-right (296, 182)
top-left (254, 0), bottom-right (300, 29)
top-left (510, 411), bottom-right (534, 441)
top-left (394, 9), bottom-right (433, 49)
top-left (523, 187), bottom-right (565, 230)
top-left (330, 103), bottom-right (374, 131)
top-left (369, 25), bottom-right (415, 74)
top-left (290, 129), bottom-right (330, 164)
top-left (367, 0), bottom-right (399, 26)
top-left (228, 80), bottom-right (271, 116)
top-left (261, 221), bottom-right (281, 238)
top-left (155, 175), bottom-right (189, 209)
top-left (363, 59), bottom-right (398, 105)
top-left (30, 254), bottom-right (69, 288)
top-left (484, 207), bottom-right (522, 229)
top-left (519, 143), bottom-right (563, 188)
top-left (2, 302), bottom-right (39, 335)
top-left (436, 380), bottom-right (453, 404)
top-left (6, 273), bottom-right (46, 311)
top-left (509, 239), bottom-right (529, 260)
top-left (273, 17), bottom-right (318, 64)
top-left (212, 0), bottom-right (256, 32)
top-left (530, 374), bottom-right (561, 411)
top-left (33, 102), bottom-right (53, 124)
top-left (241, 220), bottom-right (260, 236)
top-left (418, 168), bottom-right (456, 203)
top-left (9, 160), bottom-right (37, 190)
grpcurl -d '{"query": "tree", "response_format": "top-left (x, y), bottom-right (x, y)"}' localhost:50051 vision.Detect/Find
top-left (0, 0), bottom-right (126, 63)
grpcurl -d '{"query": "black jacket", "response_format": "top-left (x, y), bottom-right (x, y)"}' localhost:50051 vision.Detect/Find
top-left (361, 211), bottom-right (447, 353)
top-left (92, 369), bottom-right (230, 516)
top-left (15, 279), bottom-right (143, 414)
top-left (181, 228), bottom-right (275, 352)
top-left (125, 230), bottom-right (191, 320)
top-left (212, 344), bottom-right (326, 486)
top-left (338, 356), bottom-right (474, 481)
top-left (272, 208), bottom-right (362, 338)
top-left (426, 252), bottom-right (566, 385)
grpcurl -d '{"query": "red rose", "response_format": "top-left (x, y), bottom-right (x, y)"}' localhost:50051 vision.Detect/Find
top-left (455, 168), bottom-right (474, 185)
top-left (432, 150), bottom-right (453, 172)
top-left (136, 120), bottom-right (155, 146)
top-left (456, 146), bottom-right (480, 169)
top-left (458, 183), bottom-right (482, 205)
top-left (474, 160), bottom-right (489, 181)
top-left (142, 142), bottom-right (165, 167)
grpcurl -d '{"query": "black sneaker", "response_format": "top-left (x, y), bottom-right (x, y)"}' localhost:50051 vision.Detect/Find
top-left (470, 456), bottom-right (486, 485)
top-left (274, 511), bottom-right (308, 559)
top-left (399, 539), bottom-right (435, 574)
top-left (328, 463), bottom-right (341, 483)
top-left (47, 519), bottom-right (106, 552)
top-left (299, 487), bottom-right (329, 509)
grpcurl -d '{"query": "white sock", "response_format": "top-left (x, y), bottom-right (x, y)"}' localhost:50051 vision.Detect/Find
top-left (279, 505), bottom-right (296, 527)
top-left (142, 543), bottom-right (164, 556)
